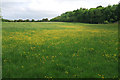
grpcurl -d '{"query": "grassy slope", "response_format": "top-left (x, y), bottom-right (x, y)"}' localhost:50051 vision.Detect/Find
top-left (2, 22), bottom-right (118, 78)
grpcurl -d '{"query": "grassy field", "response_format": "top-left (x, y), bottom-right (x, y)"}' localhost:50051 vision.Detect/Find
top-left (2, 22), bottom-right (118, 78)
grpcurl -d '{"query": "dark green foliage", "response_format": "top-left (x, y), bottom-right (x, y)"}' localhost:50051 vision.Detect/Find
top-left (2, 18), bottom-right (49, 22)
top-left (104, 20), bottom-right (109, 24)
top-left (2, 18), bottom-right (14, 22)
top-left (2, 3), bottom-right (119, 24)
top-left (116, 2), bottom-right (120, 20)
top-left (25, 19), bottom-right (30, 22)
top-left (31, 19), bottom-right (35, 22)
top-left (41, 18), bottom-right (49, 22)
top-left (50, 3), bottom-right (120, 24)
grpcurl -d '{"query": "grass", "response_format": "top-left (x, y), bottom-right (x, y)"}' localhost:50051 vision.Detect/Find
top-left (2, 22), bottom-right (118, 78)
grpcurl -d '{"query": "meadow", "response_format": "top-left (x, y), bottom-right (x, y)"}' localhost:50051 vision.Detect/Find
top-left (2, 22), bottom-right (118, 78)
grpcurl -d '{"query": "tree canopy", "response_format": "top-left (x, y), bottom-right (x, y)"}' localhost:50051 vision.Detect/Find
top-left (2, 3), bottom-right (120, 24)
top-left (50, 3), bottom-right (120, 24)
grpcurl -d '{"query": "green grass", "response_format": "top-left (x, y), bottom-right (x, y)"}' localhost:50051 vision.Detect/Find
top-left (2, 22), bottom-right (118, 78)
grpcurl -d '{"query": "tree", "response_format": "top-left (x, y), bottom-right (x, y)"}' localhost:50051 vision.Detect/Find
top-left (50, 3), bottom-right (119, 24)
top-left (31, 19), bottom-right (35, 22)
top-left (96, 5), bottom-right (103, 8)
top-left (18, 19), bottom-right (23, 22)
top-left (116, 2), bottom-right (120, 20)
top-left (25, 19), bottom-right (30, 22)
top-left (41, 18), bottom-right (48, 22)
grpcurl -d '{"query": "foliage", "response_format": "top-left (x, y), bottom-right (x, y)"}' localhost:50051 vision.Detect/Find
top-left (104, 20), bottom-right (109, 24)
top-left (2, 3), bottom-right (119, 24)
top-left (50, 3), bottom-right (120, 24)
top-left (41, 18), bottom-right (49, 22)
top-left (2, 18), bottom-right (49, 22)
top-left (116, 2), bottom-right (120, 20)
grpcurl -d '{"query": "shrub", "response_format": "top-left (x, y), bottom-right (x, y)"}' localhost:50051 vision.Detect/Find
top-left (104, 20), bottom-right (109, 24)
top-left (110, 19), bottom-right (114, 23)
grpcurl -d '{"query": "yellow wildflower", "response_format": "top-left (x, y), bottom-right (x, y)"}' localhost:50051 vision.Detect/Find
top-left (73, 53), bottom-right (75, 57)
top-left (21, 66), bottom-right (24, 68)
top-left (65, 71), bottom-right (68, 74)
top-left (113, 54), bottom-right (116, 57)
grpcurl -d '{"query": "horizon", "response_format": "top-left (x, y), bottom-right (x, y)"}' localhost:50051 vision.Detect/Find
top-left (1, 0), bottom-right (120, 20)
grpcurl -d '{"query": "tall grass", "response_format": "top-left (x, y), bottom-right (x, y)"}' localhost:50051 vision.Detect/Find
top-left (2, 22), bottom-right (118, 78)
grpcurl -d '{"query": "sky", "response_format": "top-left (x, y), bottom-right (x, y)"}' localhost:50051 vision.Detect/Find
top-left (1, 0), bottom-right (120, 20)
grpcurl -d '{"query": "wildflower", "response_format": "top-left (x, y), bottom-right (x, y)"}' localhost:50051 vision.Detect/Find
top-left (48, 46), bottom-right (50, 48)
top-left (9, 37), bottom-right (12, 38)
top-left (77, 54), bottom-right (79, 56)
top-left (50, 77), bottom-right (52, 78)
top-left (59, 53), bottom-right (62, 55)
top-left (73, 75), bottom-right (77, 77)
top-left (102, 76), bottom-right (104, 78)
top-left (28, 37), bottom-right (31, 40)
top-left (65, 71), bottom-right (68, 74)
top-left (113, 54), bottom-right (116, 57)
top-left (52, 56), bottom-right (55, 58)
top-left (75, 42), bottom-right (78, 44)
top-left (31, 47), bottom-right (33, 50)
top-left (72, 53), bottom-right (75, 57)
top-left (98, 74), bottom-right (101, 76)
top-left (21, 66), bottom-right (24, 68)
top-left (46, 56), bottom-right (49, 59)
top-left (32, 31), bottom-right (35, 32)
top-left (33, 47), bottom-right (35, 49)
top-left (90, 48), bottom-right (94, 51)
top-left (4, 59), bottom-right (7, 62)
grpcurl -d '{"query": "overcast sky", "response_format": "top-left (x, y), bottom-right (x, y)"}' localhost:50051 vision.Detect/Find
top-left (1, 0), bottom-right (120, 20)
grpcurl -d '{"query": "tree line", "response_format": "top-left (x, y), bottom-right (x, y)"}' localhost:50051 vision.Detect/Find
top-left (2, 18), bottom-right (49, 22)
top-left (2, 3), bottom-right (120, 24)
top-left (50, 3), bottom-right (120, 24)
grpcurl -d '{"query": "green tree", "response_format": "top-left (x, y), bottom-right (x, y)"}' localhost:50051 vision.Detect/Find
top-left (31, 19), bottom-right (35, 22)
top-left (41, 18), bottom-right (49, 22)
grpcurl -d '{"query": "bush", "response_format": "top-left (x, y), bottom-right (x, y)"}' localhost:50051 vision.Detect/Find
top-left (110, 19), bottom-right (114, 23)
top-left (104, 20), bottom-right (109, 24)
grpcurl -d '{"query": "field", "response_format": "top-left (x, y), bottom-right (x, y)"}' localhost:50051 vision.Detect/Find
top-left (2, 22), bottom-right (118, 78)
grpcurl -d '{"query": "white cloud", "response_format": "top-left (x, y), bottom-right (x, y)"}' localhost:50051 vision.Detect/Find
top-left (1, 0), bottom-right (120, 20)
top-left (2, 0), bottom-right (28, 3)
